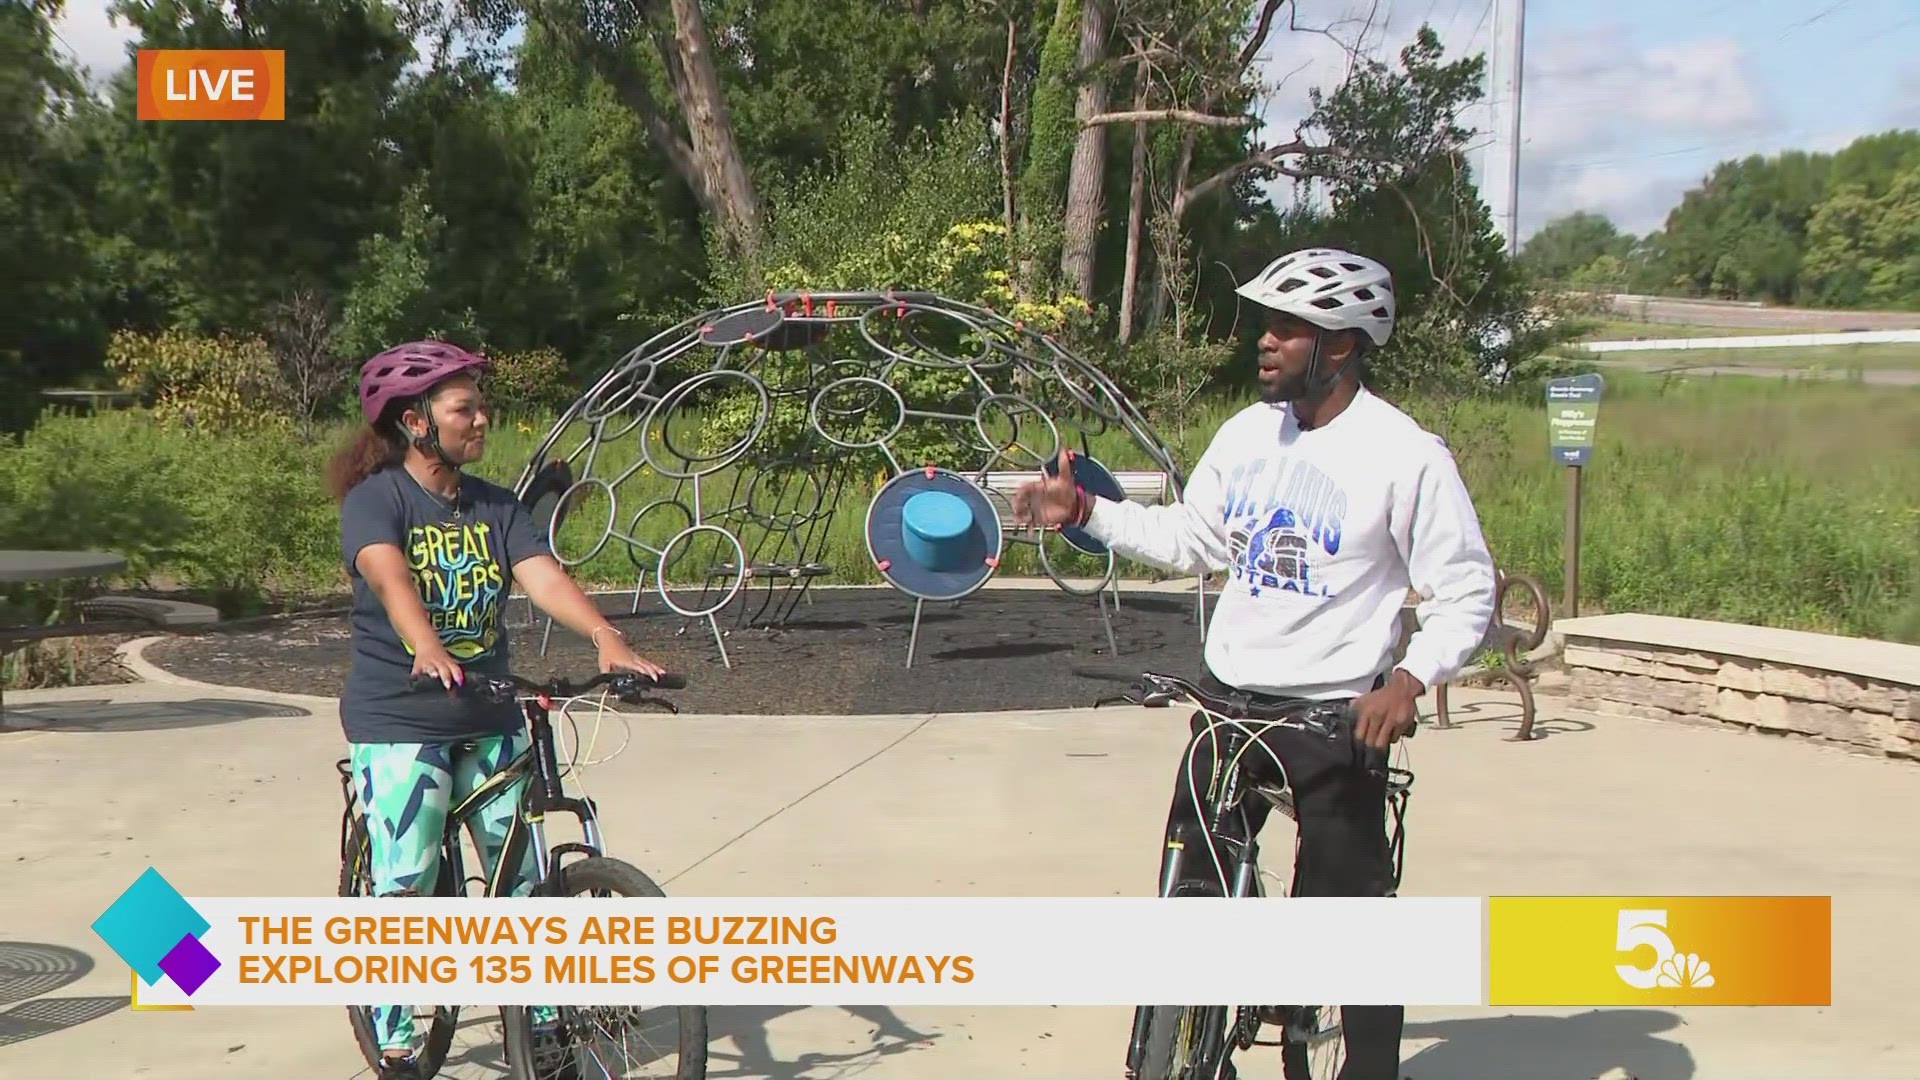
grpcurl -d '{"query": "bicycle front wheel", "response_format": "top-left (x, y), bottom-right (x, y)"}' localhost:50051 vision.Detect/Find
top-left (1132, 1003), bottom-right (1236, 1080)
top-left (501, 856), bottom-right (708, 1080)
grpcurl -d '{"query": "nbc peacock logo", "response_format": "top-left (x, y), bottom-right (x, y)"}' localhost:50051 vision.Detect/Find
top-left (1614, 908), bottom-right (1715, 990)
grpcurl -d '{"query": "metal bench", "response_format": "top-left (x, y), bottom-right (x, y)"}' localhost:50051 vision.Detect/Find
top-left (76, 596), bottom-right (221, 628)
top-left (973, 468), bottom-right (1209, 659)
top-left (1, 595), bottom-right (220, 721)
top-left (1392, 568), bottom-right (1553, 741)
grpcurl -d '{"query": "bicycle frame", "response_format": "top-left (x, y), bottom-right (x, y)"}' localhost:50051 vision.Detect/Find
top-left (1116, 675), bottom-right (1414, 1080)
top-left (337, 696), bottom-right (609, 901)
top-left (453, 695), bottom-right (609, 898)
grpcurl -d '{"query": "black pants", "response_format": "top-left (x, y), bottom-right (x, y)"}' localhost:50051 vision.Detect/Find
top-left (1158, 671), bottom-right (1401, 1080)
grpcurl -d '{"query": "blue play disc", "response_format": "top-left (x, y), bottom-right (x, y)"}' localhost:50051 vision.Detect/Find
top-left (865, 468), bottom-right (1003, 602)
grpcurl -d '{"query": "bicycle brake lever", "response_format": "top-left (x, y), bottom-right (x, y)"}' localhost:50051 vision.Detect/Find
top-left (622, 694), bottom-right (679, 714)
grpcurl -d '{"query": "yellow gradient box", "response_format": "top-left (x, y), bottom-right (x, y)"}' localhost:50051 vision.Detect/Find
top-left (1488, 896), bottom-right (1830, 1006)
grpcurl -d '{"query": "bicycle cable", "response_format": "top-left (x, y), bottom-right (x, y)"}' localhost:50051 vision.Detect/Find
top-left (1181, 707), bottom-right (1298, 896)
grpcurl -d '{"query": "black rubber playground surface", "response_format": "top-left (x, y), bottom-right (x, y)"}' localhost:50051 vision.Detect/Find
top-left (143, 586), bottom-right (1213, 715)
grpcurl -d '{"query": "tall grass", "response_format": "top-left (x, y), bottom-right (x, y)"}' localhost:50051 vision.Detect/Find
top-left (4, 372), bottom-right (1917, 642)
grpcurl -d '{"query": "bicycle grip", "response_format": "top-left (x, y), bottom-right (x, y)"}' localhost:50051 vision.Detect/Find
top-left (648, 673), bottom-right (688, 690)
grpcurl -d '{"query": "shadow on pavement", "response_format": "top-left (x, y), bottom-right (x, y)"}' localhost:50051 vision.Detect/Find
top-left (2, 696), bottom-right (310, 733)
top-left (1427, 696), bottom-right (1597, 742)
top-left (706, 1004), bottom-right (940, 1079)
top-left (1401, 1008), bottom-right (1694, 1079)
top-left (0, 942), bottom-right (127, 1048)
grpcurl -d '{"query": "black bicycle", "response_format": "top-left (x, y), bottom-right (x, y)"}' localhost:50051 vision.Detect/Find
top-left (1098, 672), bottom-right (1415, 1080)
top-left (336, 668), bottom-right (708, 1080)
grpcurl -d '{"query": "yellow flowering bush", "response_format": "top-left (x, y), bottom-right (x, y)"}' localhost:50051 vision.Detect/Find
top-left (105, 329), bottom-right (290, 433)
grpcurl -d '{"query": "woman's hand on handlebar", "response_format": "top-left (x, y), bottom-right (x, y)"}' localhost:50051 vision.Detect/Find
top-left (411, 643), bottom-right (465, 691)
top-left (593, 628), bottom-right (666, 681)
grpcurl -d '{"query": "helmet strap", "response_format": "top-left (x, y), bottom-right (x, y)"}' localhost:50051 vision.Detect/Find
top-left (1298, 329), bottom-right (1347, 400)
top-left (396, 395), bottom-right (460, 470)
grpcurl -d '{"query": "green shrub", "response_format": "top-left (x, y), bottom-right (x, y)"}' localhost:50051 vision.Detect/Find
top-left (485, 346), bottom-right (573, 417)
top-left (0, 412), bottom-right (340, 605)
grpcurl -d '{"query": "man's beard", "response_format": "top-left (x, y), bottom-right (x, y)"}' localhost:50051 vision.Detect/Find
top-left (1258, 368), bottom-right (1310, 404)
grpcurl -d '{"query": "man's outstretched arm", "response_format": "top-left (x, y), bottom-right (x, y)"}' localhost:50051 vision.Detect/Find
top-left (1391, 446), bottom-right (1499, 692)
top-left (1079, 444), bottom-right (1234, 577)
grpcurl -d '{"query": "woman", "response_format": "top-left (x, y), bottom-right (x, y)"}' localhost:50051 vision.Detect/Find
top-left (326, 340), bottom-right (663, 1077)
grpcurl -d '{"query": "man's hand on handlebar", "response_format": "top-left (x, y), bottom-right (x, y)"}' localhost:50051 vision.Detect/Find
top-left (1351, 668), bottom-right (1423, 751)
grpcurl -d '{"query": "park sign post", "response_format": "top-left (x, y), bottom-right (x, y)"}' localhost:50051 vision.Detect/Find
top-left (1546, 374), bottom-right (1604, 618)
top-left (1547, 373), bottom-right (1604, 466)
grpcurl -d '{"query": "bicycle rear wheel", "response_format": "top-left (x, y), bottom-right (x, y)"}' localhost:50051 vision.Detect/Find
top-left (1277, 1005), bottom-right (1345, 1079)
top-left (339, 813), bottom-right (461, 1078)
top-left (502, 856), bottom-right (708, 1080)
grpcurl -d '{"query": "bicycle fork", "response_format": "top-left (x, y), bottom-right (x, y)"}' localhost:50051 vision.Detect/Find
top-left (1127, 738), bottom-right (1262, 1078)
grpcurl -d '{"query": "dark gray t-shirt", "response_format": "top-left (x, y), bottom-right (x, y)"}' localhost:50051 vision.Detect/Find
top-left (338, 466), bottom-right (551, 744)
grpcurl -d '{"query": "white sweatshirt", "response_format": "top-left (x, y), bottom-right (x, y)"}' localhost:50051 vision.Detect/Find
top-left (1084, 387), bottom-right (1497, 699)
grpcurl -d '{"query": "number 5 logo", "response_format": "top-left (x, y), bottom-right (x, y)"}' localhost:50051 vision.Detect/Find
top-left (1615, 908), bottom-right (1676, 989)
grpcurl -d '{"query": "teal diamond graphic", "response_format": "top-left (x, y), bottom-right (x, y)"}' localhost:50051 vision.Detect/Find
top-left (92, 867), bottom-right (210, 985)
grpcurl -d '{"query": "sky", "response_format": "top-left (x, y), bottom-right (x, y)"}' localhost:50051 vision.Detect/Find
top-left (48, 0), bottom-right (1920, 245)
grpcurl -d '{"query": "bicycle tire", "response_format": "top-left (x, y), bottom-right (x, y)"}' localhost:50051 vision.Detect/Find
top-left (1134, 1003), bottom-right (1234, 1080)
top-left (501, 856), bottom-right (709, 1080)
top-left (338, 813), bottom-right (461, 1079)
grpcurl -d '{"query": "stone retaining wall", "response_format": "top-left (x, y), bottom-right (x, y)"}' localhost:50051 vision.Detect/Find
top-left (1564, 639), bottom-right (1919, 761)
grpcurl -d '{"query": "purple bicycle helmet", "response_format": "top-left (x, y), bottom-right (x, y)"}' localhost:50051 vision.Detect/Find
top-left (358, 340), bottom-right (490, 425)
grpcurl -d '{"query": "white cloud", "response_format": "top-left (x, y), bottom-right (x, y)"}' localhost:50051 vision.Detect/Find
top-left (51, 0), bottom-right (140, 83)
top-left (1513, 26), bottom-right (1777, 237)
top-left (1893, 68), bottom-right (1920, 126)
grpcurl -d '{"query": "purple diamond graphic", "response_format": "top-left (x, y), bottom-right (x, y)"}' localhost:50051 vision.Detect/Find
top-left (157, 933), bottom-right (220, 995)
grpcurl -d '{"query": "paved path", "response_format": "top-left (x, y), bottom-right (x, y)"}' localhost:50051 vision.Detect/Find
top-left (3, 675), bottom-right (1917, 1078)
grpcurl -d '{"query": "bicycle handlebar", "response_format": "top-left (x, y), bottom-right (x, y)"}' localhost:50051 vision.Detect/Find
top-left (1097, 671), bottom-right (1405, 771)
top-left (408, 669), bottom-right (687, 707)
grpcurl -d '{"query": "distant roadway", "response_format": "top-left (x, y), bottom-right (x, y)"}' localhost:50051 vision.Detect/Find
top-left (1605, 293), bottom-right (1920, 331)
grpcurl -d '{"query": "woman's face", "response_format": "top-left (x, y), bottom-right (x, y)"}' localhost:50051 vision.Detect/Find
top-left (407, 375), bottom-right (490, 464)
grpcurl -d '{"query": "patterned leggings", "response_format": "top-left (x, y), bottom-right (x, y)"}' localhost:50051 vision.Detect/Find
top-left (349, 734), bottom-right (556, 1051)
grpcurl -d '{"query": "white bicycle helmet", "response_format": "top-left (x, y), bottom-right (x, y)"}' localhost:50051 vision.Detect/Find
top-left (1235, 248), bottom-right (1395, 346)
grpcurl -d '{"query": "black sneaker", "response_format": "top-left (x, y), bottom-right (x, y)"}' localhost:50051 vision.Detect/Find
top-left (375, 1054), bottom-right (422, 1079)
top-left (529, 1021), bottom-right (580, 1080)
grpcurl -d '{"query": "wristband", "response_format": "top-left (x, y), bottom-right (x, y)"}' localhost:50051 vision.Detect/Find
top-left (1072, 485), bottom-right (1093, 528)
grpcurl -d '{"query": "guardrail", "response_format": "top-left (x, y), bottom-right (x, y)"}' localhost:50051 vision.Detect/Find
top-left (1578, 329), bottom-right (1920, 352)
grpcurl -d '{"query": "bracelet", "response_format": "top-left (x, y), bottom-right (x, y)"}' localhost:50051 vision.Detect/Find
top-left (590, 626), bottom-right (626, 649)
top-left (1072, 486), bottom-right (1093, 528)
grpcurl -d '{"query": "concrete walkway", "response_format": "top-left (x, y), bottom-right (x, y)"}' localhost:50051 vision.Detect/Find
top-left (2, 672), bottom-right (1916, 1078)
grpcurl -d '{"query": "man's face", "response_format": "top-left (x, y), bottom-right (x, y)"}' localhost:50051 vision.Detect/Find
top-left (1255, 310), bottom-right (1354, 403)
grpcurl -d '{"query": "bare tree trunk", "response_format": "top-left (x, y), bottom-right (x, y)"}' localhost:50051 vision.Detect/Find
top-left (999, 16), bottom-right (1022, 295)
top-left (1149, 127), bottom-right (1197, 328)
top-left (667, 0), bottom-right (763, 258)
top-left (523, 0), bottom-right (764, 260)
top-left (1057, 0), bottom-right (1109, 300)
top-left (1117, 57), bottom-right (1150, 343)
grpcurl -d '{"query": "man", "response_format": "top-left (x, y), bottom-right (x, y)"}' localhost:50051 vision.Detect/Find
top-left (1012, 247), bottom-right (1497, 1078)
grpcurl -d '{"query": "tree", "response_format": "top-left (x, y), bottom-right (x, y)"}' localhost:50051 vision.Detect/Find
top-left (102, 0), bottom-right (416, 329)
top-left (1801, 164), bottom-right (1920, 308)
top-left (1, 0), bottom-right (118, 427)
top-left (454, 0), bottom-right (766, 261)
top-left (1520, 212), bottom-right (1635, 284)
top-left (1284, 26), bottom-right (1564, 389)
